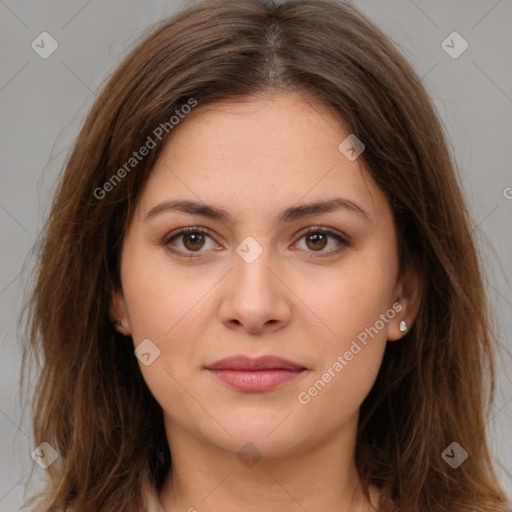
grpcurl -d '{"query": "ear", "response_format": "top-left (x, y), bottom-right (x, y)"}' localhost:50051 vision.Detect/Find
top-left (109, 289), bottom-right (131, 336)
top-left (387, 261), bottom-right (422, 342)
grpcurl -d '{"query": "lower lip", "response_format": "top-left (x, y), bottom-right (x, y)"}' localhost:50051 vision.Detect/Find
top-left (207, 369), bottom-right (305, 391)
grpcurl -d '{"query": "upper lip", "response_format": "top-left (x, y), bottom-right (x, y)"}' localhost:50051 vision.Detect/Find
top-left (205, 355), bottom-right (306, 371)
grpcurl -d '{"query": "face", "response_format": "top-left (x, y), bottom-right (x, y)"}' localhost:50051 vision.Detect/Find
top-left (111, 92), bottom-right (419, 458)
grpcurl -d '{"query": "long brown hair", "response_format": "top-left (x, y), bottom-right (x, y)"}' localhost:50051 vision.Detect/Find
top-left (21, 0), bottom-right (509, 510)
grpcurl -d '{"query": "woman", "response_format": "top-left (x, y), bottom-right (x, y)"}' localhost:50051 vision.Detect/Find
top-left (21, 0), bottom-right (510, 510)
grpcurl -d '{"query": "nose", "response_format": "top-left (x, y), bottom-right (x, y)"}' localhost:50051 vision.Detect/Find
top-left (218, 242), bottom-right (292, 335)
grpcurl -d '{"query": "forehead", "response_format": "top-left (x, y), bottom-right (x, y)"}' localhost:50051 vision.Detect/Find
top-left (137, 92), bottom-right (388, 223)
top-left (166, 92), bottom-right (348, 162)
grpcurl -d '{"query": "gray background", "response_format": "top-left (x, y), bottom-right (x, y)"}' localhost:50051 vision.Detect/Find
top-left (1, 1), bottom-right (511, 510)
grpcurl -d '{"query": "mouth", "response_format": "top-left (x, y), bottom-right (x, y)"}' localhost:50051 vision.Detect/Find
top-left (205, 355), bottom-right (307, 392)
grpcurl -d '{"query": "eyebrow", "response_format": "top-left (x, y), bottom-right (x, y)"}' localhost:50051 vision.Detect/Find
top-left (145, 197), bottom-right (370, 224)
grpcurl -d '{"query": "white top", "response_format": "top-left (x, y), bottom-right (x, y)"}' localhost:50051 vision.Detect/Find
top-left (35, 484), bottom-right (165, 512)
top-left (143, 482), bottom-right (165, 512)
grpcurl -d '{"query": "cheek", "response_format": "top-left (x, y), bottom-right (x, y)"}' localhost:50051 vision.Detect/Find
top-left (120, 247), bottom-right (214, 409)
top-left (296, 255), bottom-right (396, 350)
top-left (292, 253), bottom-right (396, 418)
top-left (121, 244), bottom-right (217, 342)
top-left (297, 345), bottom-right (385, 431)
top-left (122, 252), bottom-right (209, 417)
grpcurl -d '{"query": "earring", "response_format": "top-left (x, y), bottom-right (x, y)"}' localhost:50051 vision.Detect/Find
top-left (114, 320), bottom-right (128, 328)
top-left (399, 320), bottom-right (408, 333)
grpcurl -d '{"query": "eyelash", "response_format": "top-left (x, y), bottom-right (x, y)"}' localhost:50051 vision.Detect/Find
top-left (162, 226), bottom-right (350, 259)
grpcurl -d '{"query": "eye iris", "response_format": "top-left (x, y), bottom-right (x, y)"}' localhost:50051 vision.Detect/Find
top-left (183, 232), bottom-right (205, 251)
top-left (306, 232), bottom-right (327, 251)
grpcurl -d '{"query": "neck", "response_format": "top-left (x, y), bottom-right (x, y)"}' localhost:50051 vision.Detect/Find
top-left (158, 413), bottom-right (377, 512)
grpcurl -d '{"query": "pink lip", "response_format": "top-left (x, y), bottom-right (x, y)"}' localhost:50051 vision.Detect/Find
top-left (205, 355), bottom-right (307, 392)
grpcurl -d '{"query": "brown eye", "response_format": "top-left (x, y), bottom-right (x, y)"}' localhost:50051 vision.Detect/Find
top-left (295, 227), bottom-right (350, 257)
top-left (182, 232), bottom-right (206, 251)
top-left (164, 227), bottom-right (216, 256)
top-left (305, 232), bottom-right (328, 251)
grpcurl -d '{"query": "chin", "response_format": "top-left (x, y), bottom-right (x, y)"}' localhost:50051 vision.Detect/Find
top-left (214, 431), bottom-right (304, 460)
top-left (204, 413), bottom-right (308, 456)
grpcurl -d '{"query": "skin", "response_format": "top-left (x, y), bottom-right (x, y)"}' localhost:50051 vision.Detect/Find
top-left (110, 91), bottom-right (421, 512)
